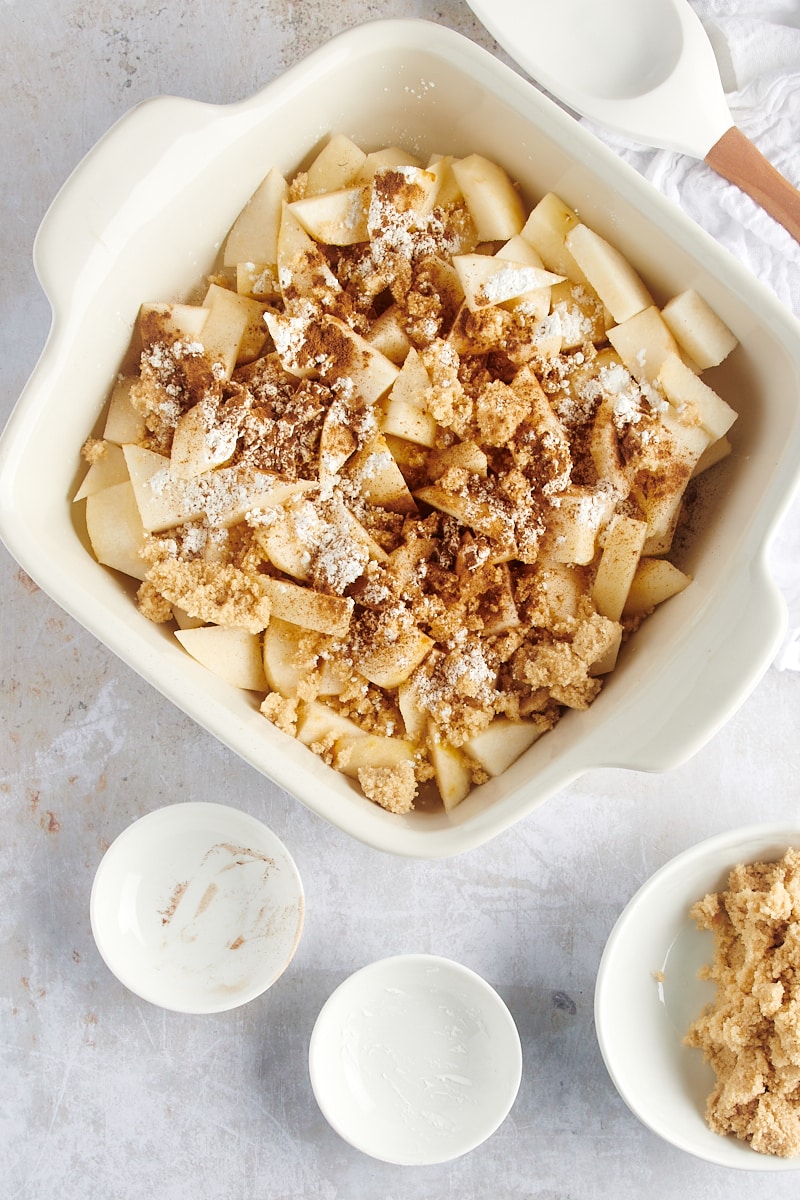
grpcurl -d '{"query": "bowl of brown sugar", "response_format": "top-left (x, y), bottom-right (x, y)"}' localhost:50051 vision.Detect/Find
top-left (595, 822), bottom-right (800, 1169)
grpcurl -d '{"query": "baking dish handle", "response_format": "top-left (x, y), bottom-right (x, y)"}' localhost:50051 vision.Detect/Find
top-left (32, 94), bottom-right (220, 306)
top-left (618, 561), bottom-right (786, 774)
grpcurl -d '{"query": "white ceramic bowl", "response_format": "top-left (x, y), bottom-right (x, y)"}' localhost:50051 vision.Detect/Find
top-left (90, 802), bottom-right (304, 1013)
top-left (308, 954), bottom-right (522, 1164)
top-left (595, 822), bottom-right (800, 1170)
top-left (1, 19), bottom-right (800, 858)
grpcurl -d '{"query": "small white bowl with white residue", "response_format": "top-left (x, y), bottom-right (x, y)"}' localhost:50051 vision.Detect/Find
top-left (90, 801), bottom-right (304, 1013)
top-left (308, 954), bottom-right (522, 1164)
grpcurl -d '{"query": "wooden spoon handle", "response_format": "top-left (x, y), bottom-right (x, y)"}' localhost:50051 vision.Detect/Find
top-left (705, 126), bottom-right (800, 243)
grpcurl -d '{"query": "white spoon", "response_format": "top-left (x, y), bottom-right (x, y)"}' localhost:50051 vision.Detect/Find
top-left (465, 0), bottom-right (800, 241)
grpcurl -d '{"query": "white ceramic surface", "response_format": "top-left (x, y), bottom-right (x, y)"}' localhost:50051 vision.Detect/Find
top-left (308, 954), bottom-right (522, 1164)
top-left (90, 802), bottom-right (304, 1013)
top-left (594, 822), bottom-right (800, 1171)
top-left (464, 0), bottom-right (732, 155)
top-left (1, 19), bottom-right (799, 859)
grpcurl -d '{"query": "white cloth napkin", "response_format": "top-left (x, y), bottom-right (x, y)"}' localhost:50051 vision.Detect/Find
top-left (580, 0), bottom-right (800, 670)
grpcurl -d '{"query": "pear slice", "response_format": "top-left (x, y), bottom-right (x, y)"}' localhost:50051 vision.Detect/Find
top-left (464, 718), bottom-right (547, 777)
top-left (451, 154), bottom-right (526, 241)
top-left (103, 377), bottom-right (146, 445)
top-left (305, 134), bottom-right (367, 196)
top-left (565, 223), bottom-right (652, 323)
top-left (333, 734), bottom-right (415, 777)
top-left (289, 186), bottom-right (369, 246)
top-left (74, 443), bottom-right (128, 501)
top-left (85, 481), bottom-right (148, 581)
top-left (661, 289), bottom-right (738, 370)
top-left (223, 166), bottom-right (287, 267)
top-left (591, 514), bottom-right (647, 622)
top-left (428, 736), bottom-right (472, 811)
top-left (175, 626), bottom-right (267, 691)
top-left (658, 352), bottom-right (737, 441)
top-left (453, 254), bottom-right (562, 311)
top-left (295, 700), bottom-right (366, 749)
top-left (521, 192), bottom-right (587, 285)
top-left (623, 558), bottom-right (692, 616)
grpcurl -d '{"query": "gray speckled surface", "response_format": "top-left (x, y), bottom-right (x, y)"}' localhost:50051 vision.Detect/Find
top-left (2, 3), bottom-right (800, 1197)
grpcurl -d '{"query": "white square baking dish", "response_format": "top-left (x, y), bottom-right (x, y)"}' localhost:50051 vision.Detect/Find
top-left (2, 19), bottom-right (799, 858)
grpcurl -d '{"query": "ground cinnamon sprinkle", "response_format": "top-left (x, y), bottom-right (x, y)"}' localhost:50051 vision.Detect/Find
top-left (77, 135), bottom-right (737, 814)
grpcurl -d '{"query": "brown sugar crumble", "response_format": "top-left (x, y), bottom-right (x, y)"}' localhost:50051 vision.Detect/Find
top-left (685, 848), bottom-right (800, 1158)
top-left (76, 136), bottom-right (738, 815)
top-left (358, 761), bottom-right (417, 814)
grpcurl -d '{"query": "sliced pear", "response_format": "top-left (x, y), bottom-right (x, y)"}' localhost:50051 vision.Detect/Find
top-left (607, 306), bottom-right (681, 385)
top-left (276, 202), bottom-right (342, 300)
top-left (591, 514), bottom-right (647, 622)
top-left (74, 443), bottom-right (128, 501)
top-left (692, 435), bottom-right (732, 478)
top-left (545, 486), bottom-right (617, 565)
top-left (356, 146), bottom-right (421, 181)
top-left (428, 736), bottom-right (472, 811)
top-left (85, 481), bottom-right (147, 581)
top-left (295, 700), bottom-right (366, 748)
top-left (521, 192), bottom-right (588, 285)
top-left (548, 279), bottom-right (607, 349)
top-left (139, 302), bottom-right (209, 345)
top-left (381, 396), bottom-right (438, 447)
top-left (661, 289), bottom-right (738, 370)
top-left (346, 432), bottom-right (417, 514)
top-left (589, 624), bottom-right (623, 676)
top-left (315, 316), bottom-right (399, 403)
top-left (565, 223), bottom-right (652, 323)
top-left (358, 626), bottom-right (434, 690)
top-left (365, 305), bottom-right (412, 364)
top-left (425, 153), bottom-right (463, 207)
top-left (333, 733), bottom-right (415, 777)
top-left (223, 167), bottom-right (287, 267)
top-left (387, 347), bottom-right (431, 406)
top-left (124, 445), bottom-right (306, 533)
top-left (170, 401), bottom-right (238, 479)
top-left (175, 626), bottom-right (267, 691)
top-left (623, 558), bottom-right (692, 616)
top-left (452, 254), bottom-right (562, 311)
top-left (235, 261), bottom-right (280, 302)
top-left (305, 134), bottom-right (367, 196)
top-left (451, 154), bottom-right (526, 241)
top-left (398, 679), bottom-right (428, 742)
top-left (427, 440), bottom-right (488, 479)
top-left (368, 165), bottom-right (440, 231)
top-left (463, 718), bottom-right (546, 776)
top-left (260, 576), bottom-right (353, 638)
top-left (658, 352), bottom-right (737, 441)
top-left (103, 376), bottom-right (146, 445)
top-left (198, 284), bottom-right (266, 377)
top-left (289, 186), bottom-right (369, 246)
top-left (262, 617), bottom-right (307, 697)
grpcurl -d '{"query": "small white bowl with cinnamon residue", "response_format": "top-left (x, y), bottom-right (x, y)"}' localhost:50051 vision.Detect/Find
top-left (90, 802), bottom-right (304, 1013)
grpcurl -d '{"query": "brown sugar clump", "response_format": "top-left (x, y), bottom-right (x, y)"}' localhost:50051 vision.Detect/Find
top-left (81, 437), bottom-right (108, 464)
top-left (357, 761), bottom-right (417, 814)
top-left (144, 558), bottom-right (272, 633)
top-left (685, 847), bottom-right (800, 1158)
